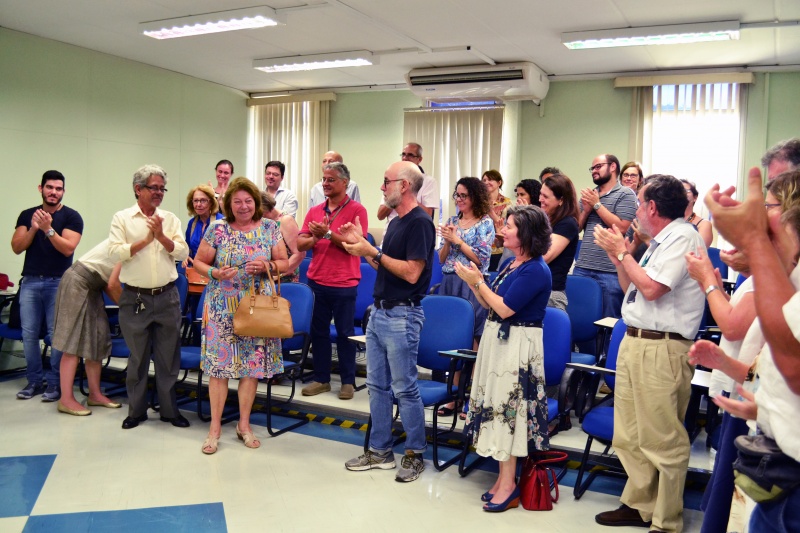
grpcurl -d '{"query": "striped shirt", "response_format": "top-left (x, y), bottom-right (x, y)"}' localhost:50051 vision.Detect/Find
top-left (575, 182), bottom-right (638, 273)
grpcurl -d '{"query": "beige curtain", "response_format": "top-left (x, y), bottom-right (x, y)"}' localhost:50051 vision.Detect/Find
top-left (248, 101), bottom-right (330, 213)
top-left (642, 83), bottom-right (743, 213)
top-left (403, 106), bottom-right (504, 222)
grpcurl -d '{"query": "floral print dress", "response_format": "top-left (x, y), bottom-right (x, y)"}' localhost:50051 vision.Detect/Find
top-left (201, 218), bottom-right (284, 379)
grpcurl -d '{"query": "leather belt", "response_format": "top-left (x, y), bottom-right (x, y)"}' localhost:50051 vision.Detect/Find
top-left (487, 312), bottom-right (542, 328)
top-left (124, 282), bottom-right (175, 296)
top-left (626, 326), bottom-right (690, 342)
top-left (373, 298), bottom-right (419, 310)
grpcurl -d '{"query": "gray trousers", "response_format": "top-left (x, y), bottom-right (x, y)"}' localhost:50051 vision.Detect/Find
top-left (119, 286), bottom-right (182, 418)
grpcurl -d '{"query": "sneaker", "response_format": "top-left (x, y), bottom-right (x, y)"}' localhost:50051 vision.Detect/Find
top-left (302, 381), bottom-right (331, 396)
top-left (395, 450), bottom-right (425, 482)
top-left (345, 450), bottom-right (396, 471)
top-left (17, 382), bottom-right (46, 400)
top-left (41, 384), bottom-right (61, 402)
top-left (338, 384), bottom-right (355, 400)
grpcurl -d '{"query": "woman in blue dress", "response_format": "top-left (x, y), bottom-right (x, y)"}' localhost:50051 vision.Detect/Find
top-left (455, 205), bottom-right (552, 512)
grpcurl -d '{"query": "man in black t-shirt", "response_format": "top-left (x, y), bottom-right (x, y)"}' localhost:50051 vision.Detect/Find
top-left (12, 170), bottom-right (83, 401)
top-left (340, 161), bottom-right (435, 483)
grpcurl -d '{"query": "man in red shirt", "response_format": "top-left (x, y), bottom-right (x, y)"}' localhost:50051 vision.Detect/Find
top-left (298, 162), bottom-right (369, 400)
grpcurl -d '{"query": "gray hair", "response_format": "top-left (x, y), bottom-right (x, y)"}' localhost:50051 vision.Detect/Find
top-left (323, 162), bottom-right (350, 184)
top-left (406, 142), bottom-right (423, 157)
top-left (762, 138), bottom-right (800, 169)
top-left (133, 164), bottom-right (167, 197)
top-left (398, 163), bottom-right (423, 194)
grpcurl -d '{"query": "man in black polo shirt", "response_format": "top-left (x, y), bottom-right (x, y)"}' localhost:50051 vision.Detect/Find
top-left (340, 160), bottom-right (435, 483)
top-left (12, 170), bottom-right (83, 401)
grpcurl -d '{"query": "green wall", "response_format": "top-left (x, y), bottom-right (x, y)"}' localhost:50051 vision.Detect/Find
top-left (329, 90), bottom-right (422, 223)
top-left (0, 29), bottom-right (248, 277)
top-left (3, 27), bottom-right (799, 277)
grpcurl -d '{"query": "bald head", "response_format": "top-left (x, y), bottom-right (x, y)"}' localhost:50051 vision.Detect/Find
top-left (322, 151), bottom-right (343, 172)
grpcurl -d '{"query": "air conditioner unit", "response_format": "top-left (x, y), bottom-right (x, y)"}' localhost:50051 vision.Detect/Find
top-left (406, 62), bottom-right (550, 103)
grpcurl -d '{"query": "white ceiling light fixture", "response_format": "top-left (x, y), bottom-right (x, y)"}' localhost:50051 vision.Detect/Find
top-left (562, 21), bottom-right (740, 50)
top-left (141, 6), bottom-right (285, 40)
top-left (254, 51), bottom-right (377, 73)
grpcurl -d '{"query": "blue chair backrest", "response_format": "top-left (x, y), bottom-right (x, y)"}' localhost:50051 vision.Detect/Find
top-left (735, 273), bottom-right (746, 290)
top-left (604, 319), bottom-right (628, 390)
top-left (418, 295), bottom-right (474, 372)
top-left (281, 282), bottom-right (314, 352)
top-left (366, 233), bottom-right (376, 246)
top-left (196, 287), bottom-right (206, 318)
top-left (299, 257), bottom-right (311, 285)
top-left (356, 263), bottom-right (377, 323)
top-left (565, 275), bottom-right (603, 345)
top-left (574, 239), bottom-right (582, 260)
top-left (707, 247), bottom-right (729, 280)
top-left (175, 272), bottom-right (189, 311)
top-left (428, 250), bottom-right (443, 292)
top-left (543, 307), bottom-right (571, 388)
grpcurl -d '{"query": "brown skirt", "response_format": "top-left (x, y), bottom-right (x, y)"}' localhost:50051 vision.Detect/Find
top-left (51, 262), bottom-right (111, 361)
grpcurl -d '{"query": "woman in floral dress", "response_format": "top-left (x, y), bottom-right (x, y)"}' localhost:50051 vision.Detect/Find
top-left (455, 205), bottom-right (552, 512)
top-left (193, 177), bottom-right (289, 455)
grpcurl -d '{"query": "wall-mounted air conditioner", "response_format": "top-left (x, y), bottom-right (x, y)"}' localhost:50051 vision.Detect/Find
top-left (405, 62), bottom-right (550, 103)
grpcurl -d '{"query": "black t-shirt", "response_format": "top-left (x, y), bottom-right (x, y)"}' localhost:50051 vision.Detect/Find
top-left (548, 216), bottom-right (579, 292)
top-left (16, 205), bottom-right (84, 277)
top-left (374, 206), bottom-right (435, 300)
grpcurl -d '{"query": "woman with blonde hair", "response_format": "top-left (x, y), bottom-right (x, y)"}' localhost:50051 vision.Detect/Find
top-left (183, 184), bottom-right (223, 268)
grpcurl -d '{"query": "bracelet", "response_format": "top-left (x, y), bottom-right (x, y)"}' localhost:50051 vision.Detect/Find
top-left (207, 267), bottom-right (216, 280)
top-left (705, 285), bottom-right (720, 297)
top-left (451, 241), bottom-right (461, 251)
top-left (473, 280), bottom-right (485, 289)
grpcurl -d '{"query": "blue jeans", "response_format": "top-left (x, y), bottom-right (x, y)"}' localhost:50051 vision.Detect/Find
top-left (366, 305), bottom-right (427, 454)
top-left (20, 276), bottom-right (62, 385)
top-left (749, 486), bottom-right (800, 533)
top-left (308, 280), bottom-right (357, 385)
top-left (572, 267), bottom-right (624, 319)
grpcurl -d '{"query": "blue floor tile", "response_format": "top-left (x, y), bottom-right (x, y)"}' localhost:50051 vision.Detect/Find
top-left (0, 455), bottom-right (56, 518)
top-left (23, 503), bottom-right (226, 533)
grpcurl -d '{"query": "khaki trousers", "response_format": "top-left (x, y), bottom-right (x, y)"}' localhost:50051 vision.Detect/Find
top-left (613, 335), bottom-right (694, 533)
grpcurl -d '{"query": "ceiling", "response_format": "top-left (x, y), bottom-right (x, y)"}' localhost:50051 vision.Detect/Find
top-left (2, 0), bottom-right (800, 96)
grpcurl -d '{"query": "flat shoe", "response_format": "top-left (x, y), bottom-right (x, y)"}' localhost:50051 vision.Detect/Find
top-left (437, 406), bottom-right (456, 416)
top-left (202, 434), bottom-right (220, 455)
top-left (236, 424), bottom-right (261, 449)
top-left (87, 399), bottom-right (122, 409)
top-left (57, 401), bottom-right (91, 416)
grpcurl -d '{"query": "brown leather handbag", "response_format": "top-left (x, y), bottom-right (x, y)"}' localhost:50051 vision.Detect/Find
top-left (233, 263), bottom-right (293, 338)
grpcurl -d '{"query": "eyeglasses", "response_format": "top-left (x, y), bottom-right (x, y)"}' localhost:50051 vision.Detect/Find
top-left (192, 198), bottom-right (209, 204)
top-left (400, 152), bottom-right (420, 159)
top-left (142, 185), bottom-right (168, 193)
top-left (621, 172), bottom-right (640, 179)
top-left (452, 192), bottom-right (469, 201)
top-left (765, 202), bottom-right (781, 209)
top-left (383, 178), bottom-right (404, 187)
top-left (321, 177), bottom-right (340, 184)
top-left (589, 163), bottom-right (609, 172)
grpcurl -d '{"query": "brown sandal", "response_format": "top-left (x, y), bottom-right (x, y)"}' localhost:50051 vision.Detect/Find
top-left (236, 424), bottom-right (261, 449)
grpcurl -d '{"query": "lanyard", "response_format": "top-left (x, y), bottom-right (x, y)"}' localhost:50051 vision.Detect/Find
top-left (323, 197), bottom-right (350, 227)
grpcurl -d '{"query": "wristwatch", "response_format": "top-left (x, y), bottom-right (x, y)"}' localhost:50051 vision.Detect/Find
top-left (372, 250), bottom-right (384, 265)
top-left (322, 229), bottom-right (332, 240)
top-left (616, 250), bottom-right (629, 262)
top-left (45, 228), bottom-right (55, 238)
top-left (705, 285), bottom-right (720, 296)
top-left (593, 202), bottom-right (602, 211)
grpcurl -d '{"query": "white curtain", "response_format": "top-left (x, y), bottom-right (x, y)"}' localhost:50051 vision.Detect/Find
top-left (403, 106), bottom-right (504, 222)
top-left (643, 83), bottom-right (744, 220)
top-left (248, 101), bottom-right (330, 213)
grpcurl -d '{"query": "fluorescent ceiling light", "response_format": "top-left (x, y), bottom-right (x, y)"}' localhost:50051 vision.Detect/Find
top-left (253, 51), bottom-right (377, 73)
top-left (562, 21), bottom-right (740, 50)
top-left (141, 6), bottom-right (284, 40)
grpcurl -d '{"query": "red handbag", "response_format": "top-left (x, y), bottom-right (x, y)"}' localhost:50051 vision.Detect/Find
top-left (519, 450), bottom-right (568, 511)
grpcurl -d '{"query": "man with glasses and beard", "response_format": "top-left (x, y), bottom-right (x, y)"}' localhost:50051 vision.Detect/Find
top-left (13, 170), bottom-right (83, 401)
top-left (574, 153), bottom-right (638, 319)
top-left (340, 160), bottom-right (435, 483)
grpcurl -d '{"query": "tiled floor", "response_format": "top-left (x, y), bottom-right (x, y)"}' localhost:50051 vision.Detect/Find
top-left (0, 351), bottom-right (710, 533)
